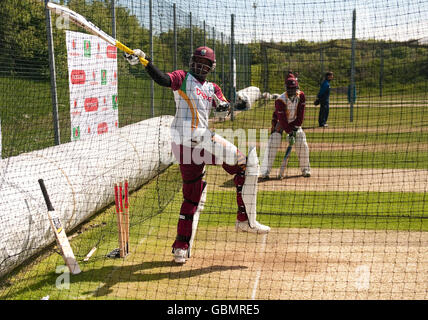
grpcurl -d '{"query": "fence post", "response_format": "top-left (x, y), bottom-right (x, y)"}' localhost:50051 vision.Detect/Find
top-left (221, 32), bottom-right (224, 88)
top-left (173, 3), bottom-right (177, 70)
top-left (203, 21), bottom-right (206, 47)
top-left (230, 14), bottom-right (236, 121)
top-left (261, 44), bottom-right (269, 93)
top-left (212, 27), bottom-right (216, 82)
top-left (111, 0), bottom-right (116, 38)
top-left (149, 0), bottom-right (154, 117)
top-left (189, 12), bottom-right (193, 55)
top-left (44, 0), bottom-right (60, 145)
top-left (350, 8), bottom-right (356, 122)
top-left (379, 45), bottom-right (383, 97)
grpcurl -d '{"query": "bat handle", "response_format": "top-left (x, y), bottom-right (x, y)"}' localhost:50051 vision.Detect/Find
top-left (138, 56), bottom-right (149, 67)
top-left (38, 179), bottom-right (54, 212)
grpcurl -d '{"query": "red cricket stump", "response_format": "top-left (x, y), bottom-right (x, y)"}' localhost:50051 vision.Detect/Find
top-left (111, 180), bottom-right (130, 258)
top-left (124, 180), bottom-right (130, 255)
top-left (119, 182), bottom-right (127, 258)
top-left (114, 183), bottom-right (125, 258)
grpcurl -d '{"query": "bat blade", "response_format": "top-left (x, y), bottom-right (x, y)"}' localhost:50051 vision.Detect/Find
top-left (46, 2), bottom-right (115, 45)
top-left (278, 144), bottom-right (293, 179)
top-left (38, 179), bottom-right (81, 275)
top-left (46, 2), bottom-right (148, 66)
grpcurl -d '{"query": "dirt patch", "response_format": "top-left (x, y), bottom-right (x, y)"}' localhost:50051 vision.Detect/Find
top-left (110, 227), bottom-right (427, 300)
top-left (191, 227), bottom-right (428, 300)
top-left (253, 141), bottom-right (427, 152)
top-left (304, 125), bottom-right (428, 134)
top-left (206, 166), bottom-right (428, 193)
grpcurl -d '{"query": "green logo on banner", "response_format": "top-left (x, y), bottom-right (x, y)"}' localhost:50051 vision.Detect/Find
top-left (72, 126), bottom-right (80, 140)
top-left (112, 94), bottom-right (118, 109)
top-left (84, 40), bottom-right (91, 57)
top-left (101, 70), bottom-right (107, 85)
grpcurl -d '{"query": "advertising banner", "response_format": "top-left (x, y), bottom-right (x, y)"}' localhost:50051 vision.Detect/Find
top-left (66, 31), bottom-right (118, 141)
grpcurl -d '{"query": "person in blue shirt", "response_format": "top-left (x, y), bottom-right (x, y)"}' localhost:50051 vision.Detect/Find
top-left (315, 71), bottom-right (334, 127)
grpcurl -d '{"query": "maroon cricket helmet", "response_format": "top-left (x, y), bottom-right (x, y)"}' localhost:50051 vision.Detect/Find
top-left (285, 75), bottom-right (299, 88)
top-left (190, 46), bottom-right (216, 77)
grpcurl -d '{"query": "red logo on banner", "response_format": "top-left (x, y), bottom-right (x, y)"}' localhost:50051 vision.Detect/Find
top-left (73, 100), bottom-right (77, 108)
top-left (72, 39), bottom-right (76, 49)
top-left (84, 98), bottom-right (99, 112)
top-left (97, 122), bottom-right (108, 134)
top-left (70, 70), bottom-right (86, 84)
top-left (106, 46), bottom-right (117, 59)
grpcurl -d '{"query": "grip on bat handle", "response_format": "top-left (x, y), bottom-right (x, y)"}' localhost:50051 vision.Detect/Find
top-left (38, 179), bottom-right (54, 211)
top-left (138, 56), bottom-right (149, 67)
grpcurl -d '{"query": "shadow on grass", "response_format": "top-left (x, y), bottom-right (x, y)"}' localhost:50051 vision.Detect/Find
top-left (3, 259), bottom-right (247, 299)
top-left (219, 174), bottom-right (304, 187)
top-left (88, 261), bottom-right (247, 297)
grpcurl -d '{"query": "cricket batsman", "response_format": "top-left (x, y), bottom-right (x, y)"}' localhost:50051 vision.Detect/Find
top-left (125, 46), bottom-right (270, 264)
top-left (260, 74), bottom-right (311, 179)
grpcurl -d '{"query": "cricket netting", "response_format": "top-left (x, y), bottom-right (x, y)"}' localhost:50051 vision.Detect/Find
top-left (0, 0), bottom-right (427, 301)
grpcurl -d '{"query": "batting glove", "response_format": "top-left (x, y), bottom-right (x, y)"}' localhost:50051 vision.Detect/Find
top-left (214, 102), bottom-right (231, 118)
top-left (124, 49), bottom-right (146, 65)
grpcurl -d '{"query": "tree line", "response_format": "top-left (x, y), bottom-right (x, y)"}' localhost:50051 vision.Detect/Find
top-left (0, 0), bottom-right (426, 96)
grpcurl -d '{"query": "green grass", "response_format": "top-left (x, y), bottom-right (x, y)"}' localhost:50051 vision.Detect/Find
top-left (218, 100), bottom-right (428, 133)
top-left (198, 191), bottom-right (428, 232)
top-left (0, 76), bottom-right (175, 157)
top-left (1, 76), bottom-right (427, 299)
top-left (0, 166), bottom-right (182, 300)
top-left (272, 149), bottom-right (428, 169)
top-left (1, 75), bottom-right (427, 157)
top-left (2, 167), bottom-right (426, 299)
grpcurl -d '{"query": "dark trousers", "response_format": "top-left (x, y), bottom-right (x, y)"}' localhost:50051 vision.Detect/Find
top-left (171, 142), bottom-right (247, 250)
top-left (318, 102), bottom-right (329, 126)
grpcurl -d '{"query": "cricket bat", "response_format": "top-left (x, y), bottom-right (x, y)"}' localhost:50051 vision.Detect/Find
top-left (278, 144), bottom-right (293, 179)
top-left (38, 179), bottom-right (81, 275)
top-left (46, 2), bottom-right (148, 66)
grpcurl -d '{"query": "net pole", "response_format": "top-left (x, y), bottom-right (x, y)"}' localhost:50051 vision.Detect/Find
top-left (173, 3), bottom-right (177, 70)
top-left (149, 0), bottom-right (154, 117)
top-left (44, 0), bottom-right (60, 145)
top-left (111, 0), bottom-right (116, 38)
top-left (350, 8), bottom-right (356, 122)
top-left (230, 14), bottom-right (236, 121)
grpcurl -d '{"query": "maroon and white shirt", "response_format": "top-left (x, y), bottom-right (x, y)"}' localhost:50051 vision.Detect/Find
top-left (272, 90), bottom-right (306, 134)
top-left (168, 70), bottom-right (227, 141)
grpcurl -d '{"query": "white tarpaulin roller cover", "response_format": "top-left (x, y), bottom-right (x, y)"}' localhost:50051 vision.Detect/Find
top-left (0, 115), bottom-right (174, 277)
top-left (235, 86), bottom-right (261, 110)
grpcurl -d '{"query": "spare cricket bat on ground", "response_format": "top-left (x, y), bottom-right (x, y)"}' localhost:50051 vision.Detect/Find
top-left (38, 179), bottom-right (81, 275)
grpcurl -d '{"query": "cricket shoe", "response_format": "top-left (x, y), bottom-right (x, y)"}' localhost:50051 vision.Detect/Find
top-left (302, 169), bottom-right (311, 177)
top-left (258, 175), bottom-right (270, 182)
top-left (173, 248), bottom-right (188, 264)
top-left (235, 220), bottom-right (271, 234)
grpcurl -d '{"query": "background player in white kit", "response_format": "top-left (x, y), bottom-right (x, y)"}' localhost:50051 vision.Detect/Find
top-left (125, 46), bottom-right (270, 264)
top-left (260, 74), bottom-right (311, 179)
